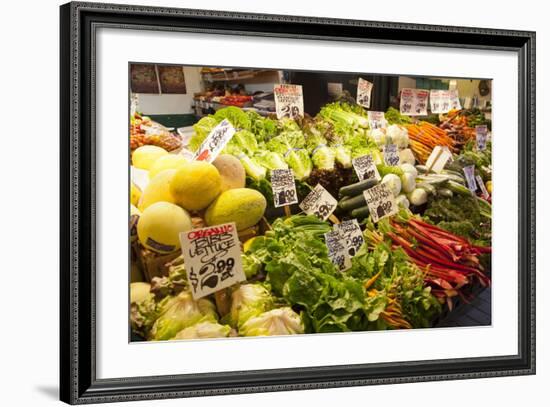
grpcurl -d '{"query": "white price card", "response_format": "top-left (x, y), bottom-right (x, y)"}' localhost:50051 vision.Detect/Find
top-left (274, 84), bottom-right (304, 120)
top-left (430, 90), bottom-right (451, 114)
top-left (356, 78), bottom-right (373, 108)
top-left (367, 111), bottom-right (387, 129)
top-left (476, 125), bottom-right (488, 151)
top-left (179, 222), bottom-right (246, 300)
top-left (327, 82), bottom-right (343, 97)
top-left (449, 89), bottom-right (462, 110)
top-left (463, 165), bottom-right (477, 193)
top-left (476, 175), bottom-right (490, 199)
top-left (324, 230), bottom-right (352, 272)
top-left (383, 144), bottom-right (400, 166)
top-left (352, 154), bottom-right (381, 181)
top-left (271, 168), bottom-right (298, 208)
top-left (299, 184), bottom-right (338, 221)
top-left (334, 219), bottom-right (364, 258)
top-left (363, 183), bottom-right (398, 223)
top-left (193, 119), bottom-right (236, 163)
top-left (400, 88), bottom-right (429, 116)
top-left (425, 146), bottom-right (453, 173)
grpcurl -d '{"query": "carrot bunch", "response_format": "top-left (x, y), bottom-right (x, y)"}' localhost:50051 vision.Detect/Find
top-left (405, 121), bottom-right (456, 163)
top-left (439, 110), bottom-right (476, 148)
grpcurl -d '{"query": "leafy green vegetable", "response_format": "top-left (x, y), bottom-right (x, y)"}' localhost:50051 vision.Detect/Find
top-left (228, 284), bottom-right (274, 329)
top-left (130, 282), bottom-right (158, 338)
top-left (267, 132), bottom-right (312, 180)
top-left (423, 194), bottom-right (491, 246)
top-left (239, 307), bottom-right (304, 336)
top-left (213, 106), bottom-right (252, 131)
top-left (149, 292), bottom-right (218, 341)
top-left (173, 321), bottom-right (232, 340)
top-left (189, 116), bottom-right (218, 152)
top-left (385, 107), bottom-right (412, 125)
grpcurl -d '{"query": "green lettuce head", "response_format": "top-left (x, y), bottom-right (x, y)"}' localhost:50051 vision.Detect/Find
top-left (229, 284), bottom-right (274, 329)
top-left (189, 116), bottom-right (219, 152)
top-left (173, 321), bottom-right (232, 340)
top-left (150, 291), bottom-right (217, 341)
top-left (130, 282), bottom-right (158, 338)
top-left (239, 307), bottom-right (304, 336)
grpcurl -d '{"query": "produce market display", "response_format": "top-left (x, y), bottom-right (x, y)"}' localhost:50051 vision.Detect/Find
top-left (129, 93), bottom-right (492, 341)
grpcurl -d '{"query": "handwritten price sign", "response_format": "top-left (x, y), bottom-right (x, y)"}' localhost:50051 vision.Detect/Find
top-left (299, 184), bottom-right (338, 221)
top-left (274, 84), bottom-right (304, 120)
top-left (179, 223), bottom-right (246, 299)
top-left (271, 168), bottom-right (298, 208)
top-left (193, 119), bottom-right (236, 163)
top-left (363, 184), bottom-right (398, 223)
top-left (324, 230), bottom-right (352, 272)
top-left (334, 219), bottom-right (364, 258)
top-left (356, 78), bottom-right (373, 108)
top-left (400, 88), bottom-right (429, 116)
top-left (352, 154), bottom-right (381, 181)
top-left (430, 90), bottom-right (451, 114)
top-left (367, 111), bottom-right (387, 129)
top-left (476, 125), bottom-right (488, 151)
top-left (383, 144), bottom-right (400, 167)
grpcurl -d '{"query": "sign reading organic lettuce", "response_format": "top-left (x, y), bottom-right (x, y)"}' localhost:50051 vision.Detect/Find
top-left (274, 84), bottom-right (304, 120)
top-left (193, 119), bottom-right (236, 163)
top-left (179, 222), bottom-right (246, 299)
top-left (271, 168), bottom-right (298, 208)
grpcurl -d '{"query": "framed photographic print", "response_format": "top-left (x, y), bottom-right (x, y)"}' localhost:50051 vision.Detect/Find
top-left (60, 1), bottom-right (535, 404)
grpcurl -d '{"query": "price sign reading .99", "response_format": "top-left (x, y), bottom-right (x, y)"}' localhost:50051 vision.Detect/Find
top-left (271, 169), bottom-right (298, 208)
top-left (334, 219), bottom-right (364, 258)
top-left (299, 184), bottom-right (338, 221)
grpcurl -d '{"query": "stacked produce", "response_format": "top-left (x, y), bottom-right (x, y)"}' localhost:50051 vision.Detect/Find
top-left (129, 99), bottom-right (492, 342)
top-left (130, 112), bottom-right (182, 152)
top-left (404, 121), bottom-right (456, 164)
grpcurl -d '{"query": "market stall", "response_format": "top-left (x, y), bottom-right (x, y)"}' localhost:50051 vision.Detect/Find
top-left (129, 67), bottom-right (492, 341)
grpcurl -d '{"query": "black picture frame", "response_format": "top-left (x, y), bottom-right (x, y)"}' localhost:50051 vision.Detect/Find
top-left (60, 2), bottom-right (536, 404)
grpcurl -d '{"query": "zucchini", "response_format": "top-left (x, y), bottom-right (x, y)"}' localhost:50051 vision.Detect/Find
top-left (447, 180), bottom-right (471, 196)
top-left (416, 182), bottom-right (437, 195)
top-left (350, 205), bottom-right (370, 219)
top-left (437, 188), bottom-right (454, 198)
top-left (339, 194), bottom-right (367, 211)
top-left (339, 178), bottom-right (377, 197)
top-left (415, 164), bottom-right (429, 173)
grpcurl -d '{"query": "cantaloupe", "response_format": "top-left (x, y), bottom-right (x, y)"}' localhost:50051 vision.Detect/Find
top-left (138, 169), bottom-right (176, 211)
top-left (137, 202), bottom-right (192, 253)
top-left (170, 161), bottom-right (222, 211)
top-left (212, 154), bottom-right (246, 192)
top-left (130, 204), bottom-right (141, 243)
top-left (205, 188), bottom-right (266, 231)
top-left (132, 145), bottom-right (168, 170)
top-left (148, 154), bottom-right (188, 179)
top-left (130, 182), bottom-right (142, 206)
